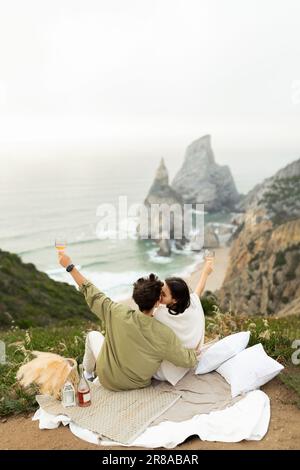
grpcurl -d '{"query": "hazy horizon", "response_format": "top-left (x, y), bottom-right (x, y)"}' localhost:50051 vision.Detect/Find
top-left (1, 136), bottom-right (299, 195)
top-left (1, 0), bottom-right (300, 193)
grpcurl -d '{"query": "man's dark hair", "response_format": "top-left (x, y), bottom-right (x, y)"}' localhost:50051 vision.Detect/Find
top-left (165, 277), bottom-right (191, 315)
top-left (133, 273), bottom-right (163, 312)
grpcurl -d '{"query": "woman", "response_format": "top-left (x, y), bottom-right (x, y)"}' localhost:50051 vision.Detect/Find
top-left (153, 256), bottom-right (214, 385)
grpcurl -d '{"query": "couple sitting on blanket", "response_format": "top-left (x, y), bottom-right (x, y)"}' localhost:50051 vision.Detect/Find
top-left (58, 252), bottom-right (214, 391)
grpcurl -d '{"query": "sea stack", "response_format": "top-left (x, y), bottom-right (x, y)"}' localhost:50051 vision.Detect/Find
top-left (172, 135), bottom-right (240, 212)
top-left (145, 158), bottom-right (182, 205)
top-left (141, 158), bottom-right (185, 255)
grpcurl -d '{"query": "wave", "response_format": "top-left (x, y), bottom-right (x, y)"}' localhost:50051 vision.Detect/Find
top-left (147, 247), bottom-right (172, 264)
top-left (46, 253), bottom-right (204, 301)
top-left (47, 268), bottom-right (145, 300)
top-left (95, 216), bottom-right (139, 240)
top-left (171, 241), bottom-right (197, 255)
top-left (46, 264), bottom-right (83, 276)
top-left (0, 223), bottom-right (93, 242)
top-left (172, 253), bottom-right (204, 278)
top-left (78, 260), bottom-right (108, 270)
top-left (16, 217), bottom-right (141, 255)
top-left (17, 236), bottom-right (106, 256)
top-left (190, 208), bottom-right (207, 215)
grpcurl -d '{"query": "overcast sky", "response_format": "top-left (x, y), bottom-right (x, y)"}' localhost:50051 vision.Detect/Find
top-left (0, 0), bottom-right (300, 190)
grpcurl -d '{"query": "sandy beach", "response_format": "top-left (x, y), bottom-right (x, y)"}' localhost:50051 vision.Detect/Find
top-left (187, 246), bottom-right (230, 293)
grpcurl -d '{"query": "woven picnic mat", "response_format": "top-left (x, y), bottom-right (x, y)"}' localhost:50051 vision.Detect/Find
top-left (36, 382), bottom-right (180, 444)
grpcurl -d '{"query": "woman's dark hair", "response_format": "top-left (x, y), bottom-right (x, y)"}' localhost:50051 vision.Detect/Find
top-left (133, 273), bottom-right (163, 312)
top-left (165, 277), bottom-right (191, 315)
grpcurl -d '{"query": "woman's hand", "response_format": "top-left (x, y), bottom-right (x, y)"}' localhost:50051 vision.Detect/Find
top-left (203, 258), bottom-right (214, 276)
top-left (58, 253), bottom-right (72, 268)
top-left (194, 257), bottom-right (214, 296)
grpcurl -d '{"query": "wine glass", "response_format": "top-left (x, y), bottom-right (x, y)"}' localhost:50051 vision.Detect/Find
top-left (55, 239), bottom-right (67, 254)
top-left (204, 249), bottom-right (215, 260)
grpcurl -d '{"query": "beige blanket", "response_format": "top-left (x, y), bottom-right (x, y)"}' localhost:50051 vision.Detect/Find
top-left (36, 370), bottom-right (241, 445)
top-left (152, 370), bottom-right (242, 425)
top-left (36, 381), bottom-right (180, 445)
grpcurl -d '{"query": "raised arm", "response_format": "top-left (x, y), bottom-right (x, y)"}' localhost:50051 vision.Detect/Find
top-left (194, 258), bottom-right (214, 297)
top-left (58, 253), bottom-right (119, 327)
top-left (58, 253), bottom-right (87, 287)
top-left (59, 253), bottom-right (87, 287)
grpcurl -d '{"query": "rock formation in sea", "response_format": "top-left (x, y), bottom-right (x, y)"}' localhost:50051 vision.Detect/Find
top-left (216, 158), bottom-right (300, 316)
top-left (144, 158), bottom-right (183, 208)
top-left (141, 141), bottom-right (241, 255)
top-left (140, 158), bottom-right (185, 256)
top-left (172, 135), bottom-right (241, 212)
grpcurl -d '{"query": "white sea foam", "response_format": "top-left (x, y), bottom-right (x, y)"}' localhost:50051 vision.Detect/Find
top-left (95, 216), bottom-right (139, 240)
top-left (47, 256), bottom-right (204, 301)
top-left (147, 247), bottom-right (172, 264)
top-left (48, 268), bottom-right (145, 300)
top-left (172, 253), bottom-right (204, 278)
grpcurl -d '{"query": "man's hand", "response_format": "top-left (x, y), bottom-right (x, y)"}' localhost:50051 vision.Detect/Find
top-left (57, 253), bottom-right (87, 287)
top-left (58, 252), bottom-right (72, 269)
top-left (195, 341), bottom-right (202, 357)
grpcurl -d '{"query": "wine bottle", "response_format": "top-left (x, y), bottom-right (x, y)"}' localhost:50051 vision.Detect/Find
top-left (77, 364), bottom-right (91, 407)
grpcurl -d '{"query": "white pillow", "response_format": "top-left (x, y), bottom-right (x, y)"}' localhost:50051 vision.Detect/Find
top-left (217, 343), bottom-right (284, 398)
top-left (195, 331), bottom-right (250, 375)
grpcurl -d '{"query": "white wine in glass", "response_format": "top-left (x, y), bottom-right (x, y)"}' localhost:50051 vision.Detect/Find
top-left (55, 239), bottom-right (67, 254)
top-left (204, 249), bottom-right (215, 260)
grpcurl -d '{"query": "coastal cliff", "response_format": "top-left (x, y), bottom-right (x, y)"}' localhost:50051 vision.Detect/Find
top-left (217, 159), bottom-right (300, 315)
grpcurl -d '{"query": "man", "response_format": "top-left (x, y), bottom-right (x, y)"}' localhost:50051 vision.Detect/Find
top-left (59, 253), bottom-right (198, 391)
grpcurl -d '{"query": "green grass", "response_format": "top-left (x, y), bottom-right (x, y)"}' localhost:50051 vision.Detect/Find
top-left (206, 311), bottom-right (300, 361)
top-left (0, 314), bottom-right (299, 418)
top-left (0, 249), bottom-right (94, 328)
top-left (279, 370), bottom-right (300, 408)
top-left (205, 311), bottom-right (300, 402)
top-left (0, 319), bottom-right (100, 417)
top-left (200, 291), bottom-right (219, 316)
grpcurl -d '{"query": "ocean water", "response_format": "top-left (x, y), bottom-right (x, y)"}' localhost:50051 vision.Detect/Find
top-left (0, 156), bottom-right (232, 300)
